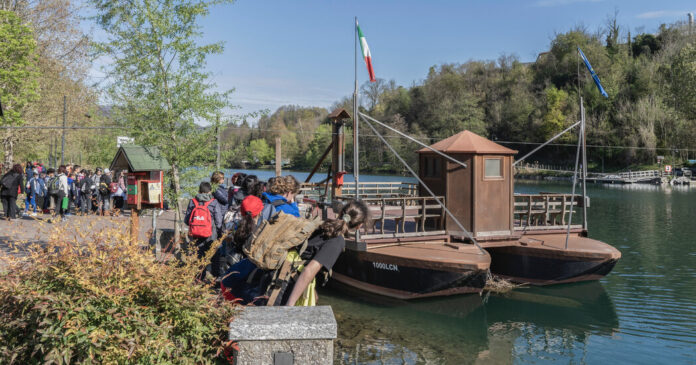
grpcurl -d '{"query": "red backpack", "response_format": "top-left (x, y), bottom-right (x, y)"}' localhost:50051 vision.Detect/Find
top-left (188, 199), bottom-right (213, 238)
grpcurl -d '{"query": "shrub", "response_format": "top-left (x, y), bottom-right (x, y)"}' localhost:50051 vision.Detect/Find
top-left (0, 220), bottom-right (236, 364)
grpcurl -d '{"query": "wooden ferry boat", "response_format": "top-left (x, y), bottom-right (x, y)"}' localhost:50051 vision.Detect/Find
top-left (301, 109), bottom-right (621, 299)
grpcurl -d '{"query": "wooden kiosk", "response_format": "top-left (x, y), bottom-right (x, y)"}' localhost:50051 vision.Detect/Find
top-left (417, 131), bottom-right (517, 239)
top-left (110, 145), bottom-right (171, 243)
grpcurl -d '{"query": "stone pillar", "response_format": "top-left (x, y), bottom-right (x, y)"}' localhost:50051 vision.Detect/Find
top-left (229, 306), bottom-right (337, 365)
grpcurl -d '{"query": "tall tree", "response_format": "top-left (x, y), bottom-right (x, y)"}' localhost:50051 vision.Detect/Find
top-left (0, 10), bottom-right (39, 170)
top-left (90, 0), bottom-right (233, 232)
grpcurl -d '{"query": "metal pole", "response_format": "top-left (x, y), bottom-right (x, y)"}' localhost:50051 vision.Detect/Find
top-left (565, 122), bottom-right (584, 250)
top-left (216, 115), bottom-right (220, 171)
top-left (353, 17), bottom-right (360, 201)
top-left (360, 113), bottom-right (468, 169)
top-left (61, 95), bottom-right (66, 166)
top-left (581, 98), bottom-right (588, 231)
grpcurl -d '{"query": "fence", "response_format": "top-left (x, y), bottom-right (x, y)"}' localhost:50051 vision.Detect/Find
top-left (513, 193), bottom-right (583, 231)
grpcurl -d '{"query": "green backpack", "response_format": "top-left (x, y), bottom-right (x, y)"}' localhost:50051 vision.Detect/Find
top-left (48, 177), bottom-right (62, 196)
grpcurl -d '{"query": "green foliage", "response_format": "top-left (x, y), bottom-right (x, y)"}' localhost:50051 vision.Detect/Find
top-left (0, 10), bottom-right (40, 127)
top-left (541, 86), bottom-right (570, 139)
top-left (246, 138), bottom-right (273, 165)
top-left (90, 0), bottom-right (234, 212)
top-left (0, 224), bottom-right (236, 364)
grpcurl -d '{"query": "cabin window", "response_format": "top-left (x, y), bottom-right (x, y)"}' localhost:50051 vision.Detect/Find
top-left (484, 158), bottom-right (503, 179)
top-left (424, 157), bottom-right (440, 178)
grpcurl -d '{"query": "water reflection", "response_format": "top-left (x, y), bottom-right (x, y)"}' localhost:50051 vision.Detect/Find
top-left (324, 281), bottom-right (618, 365)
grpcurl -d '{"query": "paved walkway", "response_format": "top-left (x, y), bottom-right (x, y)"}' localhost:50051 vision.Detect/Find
top-left (0, 209), bottom-right (181, 267)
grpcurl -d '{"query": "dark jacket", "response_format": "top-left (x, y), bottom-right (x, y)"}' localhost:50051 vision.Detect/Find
top-left (0, 172), bottom-right (24, 197)
top-left (184, 193), bottom-right (223, 240)
top-left (213, 184), bottom-right (229, 212)
top-left (100, 175), bottom-right (112, 197)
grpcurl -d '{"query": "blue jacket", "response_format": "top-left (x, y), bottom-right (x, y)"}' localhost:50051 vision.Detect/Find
top-left (27, 177), bottom-right (45, 197)
top-left (260, 192), bottom-right (300, 222)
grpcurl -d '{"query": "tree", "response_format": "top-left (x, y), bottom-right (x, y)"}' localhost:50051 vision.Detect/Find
top-left (91, 0), bottom-right (234, 234)
top-left (0, 10), bottom-right (39, 170)
top-left (247, 138), bottom-right (273, 166)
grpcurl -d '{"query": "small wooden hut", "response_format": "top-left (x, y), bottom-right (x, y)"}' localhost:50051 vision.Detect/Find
top-left (418, 131), bottom-right (517, 239)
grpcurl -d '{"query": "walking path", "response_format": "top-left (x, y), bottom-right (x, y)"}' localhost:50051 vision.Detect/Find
top-left (0, 209), bottom-right (181, 268)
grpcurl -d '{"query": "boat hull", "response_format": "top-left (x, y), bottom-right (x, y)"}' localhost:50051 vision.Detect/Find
top-left (332, 250), bottom-right (488, 300)
top-left (485, 244), bottom-right (619, 285)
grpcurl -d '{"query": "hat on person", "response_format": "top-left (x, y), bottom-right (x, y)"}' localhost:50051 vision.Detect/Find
top-left (240, 195), bottom-right (264, 218)
top-left (104, 168), bottom-right (110, 174)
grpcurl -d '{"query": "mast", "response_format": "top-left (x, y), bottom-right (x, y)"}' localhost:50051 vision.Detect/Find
top-left (581, 97), bottom-right (588, 231)
top-left (353, 17), bottom-right (360, 200)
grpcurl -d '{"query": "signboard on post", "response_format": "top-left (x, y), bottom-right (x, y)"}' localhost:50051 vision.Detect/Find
top-left (117, 136), bottom-right (135, 147)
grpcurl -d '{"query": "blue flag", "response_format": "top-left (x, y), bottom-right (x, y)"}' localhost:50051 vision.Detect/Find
top-left (578, 47), bottom-right (609, 98)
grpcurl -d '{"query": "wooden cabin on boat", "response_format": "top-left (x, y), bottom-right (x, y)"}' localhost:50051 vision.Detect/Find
top-left (417, 131), bottom-right (517, 239)
top-left (302, 108), bottom-right (620, 299)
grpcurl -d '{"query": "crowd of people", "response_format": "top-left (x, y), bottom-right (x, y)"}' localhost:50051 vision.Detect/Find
top-left (2, 162), bottom-right (368, 306)
top-left (0, 162), bottom-right (127, 221)
top-left (184, 171), bottom-right (369, 306)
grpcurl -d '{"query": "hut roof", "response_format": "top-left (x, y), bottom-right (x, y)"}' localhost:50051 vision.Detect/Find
top-left (418, 130), bottom-right (517, 155)
top-left (110, 145), bottom-right (171, 172)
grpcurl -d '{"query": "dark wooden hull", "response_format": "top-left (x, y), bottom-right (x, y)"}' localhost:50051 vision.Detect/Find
top-left (332, 249), bottom-right (488, 300)
top-left (486, 244), bottom-right (619, 285)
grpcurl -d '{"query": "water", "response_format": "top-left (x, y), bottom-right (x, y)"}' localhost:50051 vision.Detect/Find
top-left (312, 180), bottom-right (696, 364)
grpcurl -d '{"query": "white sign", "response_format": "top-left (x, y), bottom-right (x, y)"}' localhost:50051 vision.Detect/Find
top-left (117, 136), bottom-right (134, 147)
top-left (665, 165), bottom-right (672, 173)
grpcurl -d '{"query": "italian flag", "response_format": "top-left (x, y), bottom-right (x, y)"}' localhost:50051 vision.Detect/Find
top-left (357, 20), bottom-right (376, 82)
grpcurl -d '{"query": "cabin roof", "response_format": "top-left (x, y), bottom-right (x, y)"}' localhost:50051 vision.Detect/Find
top-left (110, 145), bottom-right (171, 172)
top-left (418, 130), bottom-right (517, 155)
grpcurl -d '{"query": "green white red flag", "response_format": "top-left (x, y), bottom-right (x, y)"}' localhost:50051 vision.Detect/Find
top-left (357, 20), bottom-right (376, 82)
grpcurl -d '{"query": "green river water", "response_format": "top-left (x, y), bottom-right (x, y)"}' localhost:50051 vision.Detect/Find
top-left (317, 181), bottom-right (696, 364)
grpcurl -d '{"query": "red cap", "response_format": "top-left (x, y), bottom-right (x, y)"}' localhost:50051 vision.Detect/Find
top-left (241, 196), bottom-right (264, 218)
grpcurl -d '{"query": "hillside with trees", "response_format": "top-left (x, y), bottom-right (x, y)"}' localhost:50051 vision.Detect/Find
top-left (224, 17), bottom-right (696, 174)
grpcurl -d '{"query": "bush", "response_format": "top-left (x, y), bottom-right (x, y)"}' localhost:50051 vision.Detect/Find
top-left (0, 221), bottom-right (236, 364)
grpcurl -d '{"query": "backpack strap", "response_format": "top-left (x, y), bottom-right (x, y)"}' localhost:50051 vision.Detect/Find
top-left (271, 199), bottom-right (287, 207)
top-left (266, 259), bottom-right (295, 306)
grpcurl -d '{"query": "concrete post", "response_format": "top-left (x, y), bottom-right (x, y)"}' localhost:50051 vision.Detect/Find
top-left (229, 306), bottom-right (337, 365)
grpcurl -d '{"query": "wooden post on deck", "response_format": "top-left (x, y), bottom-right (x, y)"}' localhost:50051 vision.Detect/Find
top-left (130, 209), bottom-right (139, 245)
top-left (275, 137), bottom-right (281, 177)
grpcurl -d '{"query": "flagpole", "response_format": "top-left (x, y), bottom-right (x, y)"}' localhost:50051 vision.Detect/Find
top-left (353, 17), bottom-right (360, 201)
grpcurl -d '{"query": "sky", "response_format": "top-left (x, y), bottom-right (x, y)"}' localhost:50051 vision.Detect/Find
top-left (87, 0), bottom-right (696, 122)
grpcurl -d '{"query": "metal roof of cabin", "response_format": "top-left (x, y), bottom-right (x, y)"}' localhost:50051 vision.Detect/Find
top-left (418, 130), bottom-right (517, 155)
top-left (110, 145), bottom-right (171, 172)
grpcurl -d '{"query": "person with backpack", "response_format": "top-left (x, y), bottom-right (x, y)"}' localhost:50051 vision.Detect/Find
top-left (221, 198), bottom-right (369, 306)
top-left (48, 165), bottom-right (70, 221)
top-left (184, 182), bottom-right (223, 261)
top-left (23, 170), bottom-right (44, 216)
top-left (78, 170), bottom-right (94, 215)
top-left (284, 199), bottom-right (369, 306)
top-left (42, 169), bottom-right (54, 213)
top-left (1, 164), bottom-right (25, 220)
top-left (95, 168), bottom-right (111, 216)
top-left (260, 175), bottom-right (301, 221)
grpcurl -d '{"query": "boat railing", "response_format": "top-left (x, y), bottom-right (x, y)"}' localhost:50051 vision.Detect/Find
top-left (335, 195), bottom-right (447, 239)
top-left (513, 193), bottom-right (584, 231)
top-left (300, 181), bottom-right (418, 200)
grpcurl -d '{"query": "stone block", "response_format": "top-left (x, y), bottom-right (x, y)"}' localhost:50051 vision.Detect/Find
top-left (229, 306), bottom-right (337, 365)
